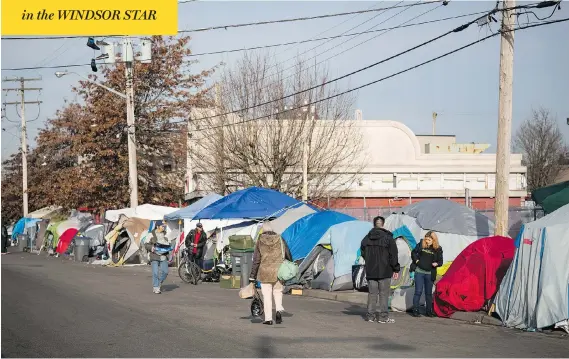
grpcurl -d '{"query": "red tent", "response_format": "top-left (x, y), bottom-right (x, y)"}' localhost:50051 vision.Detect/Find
top-left (434, 236), bottom-right (515, 318)
top-left (56, 228), bottom-right (79, 255)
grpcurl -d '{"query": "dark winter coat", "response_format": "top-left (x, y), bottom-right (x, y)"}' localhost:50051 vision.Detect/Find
top-left (360, 228), bottom-right (400, 280)
top-left (184, 229), bottom-right (208, 259)
top-left (410, 240), bottom-right (443, 282)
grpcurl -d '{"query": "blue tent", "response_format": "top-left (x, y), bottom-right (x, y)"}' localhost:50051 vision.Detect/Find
top-left (193, 187), bottom-right (300, 220)
top-left (298, 221), bottom-right (373, 291)
top-left (11, 217), bottom-right (41, 240)
top-left (281, 210), bottom-right (356, 260)
top-left (164, 193), bottom-right (223, 221)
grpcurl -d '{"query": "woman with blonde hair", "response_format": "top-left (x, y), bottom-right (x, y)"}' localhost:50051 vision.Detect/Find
top-left (410, 230), bottom-right (443, 317)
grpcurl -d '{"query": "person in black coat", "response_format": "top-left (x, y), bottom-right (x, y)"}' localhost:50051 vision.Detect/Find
top-left (184, 223), bottom-right (208, 266)
top-left (360, 216), bottom-right (400, 323)
top-left (1, 222), bottom-right (8, 254)
top-left (410, 230), bottom-right (443, 317)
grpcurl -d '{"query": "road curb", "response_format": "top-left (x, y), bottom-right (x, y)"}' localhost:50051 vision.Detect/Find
top-left (301, 289), bottom-right (503, 326)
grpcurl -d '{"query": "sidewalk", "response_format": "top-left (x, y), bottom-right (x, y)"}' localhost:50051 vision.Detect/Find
top-left (301, 288), bottom-right (503, 327)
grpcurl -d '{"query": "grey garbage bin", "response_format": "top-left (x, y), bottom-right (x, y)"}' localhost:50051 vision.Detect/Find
top-left (230, 250), bottom-right (254, 288)
top-left (17, 234), bottom-right (28, 252)
top-left (74, 238), bottom-right (91, 262)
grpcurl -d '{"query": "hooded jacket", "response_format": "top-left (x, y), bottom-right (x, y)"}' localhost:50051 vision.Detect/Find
top-left (249, 231), bottom-right (292, 283)
top-left (360, 227), bottom-right (400, 280)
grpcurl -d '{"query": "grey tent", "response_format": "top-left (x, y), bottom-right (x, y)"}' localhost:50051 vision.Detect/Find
top-left (269, 204), bottom-right (316, 234)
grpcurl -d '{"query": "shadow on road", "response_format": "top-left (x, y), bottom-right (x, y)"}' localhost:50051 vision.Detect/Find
top-left (255, 334), bottom-right (416, 357)
top-left (162, 284), bottom-right (179, 292)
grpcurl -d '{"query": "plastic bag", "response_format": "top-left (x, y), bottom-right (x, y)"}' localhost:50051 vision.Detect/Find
top-left (239, 282), bottom-right (255, 299)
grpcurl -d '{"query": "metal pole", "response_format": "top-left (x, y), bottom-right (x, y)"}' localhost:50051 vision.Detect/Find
top-left (494, 0), bottom-right (515, 236)
top-left (302, 141), bottom-right (308, 201)
top-left (125, 50), bottom-right (139, 208)
top-left (20, 79), bottom-right (28, 217)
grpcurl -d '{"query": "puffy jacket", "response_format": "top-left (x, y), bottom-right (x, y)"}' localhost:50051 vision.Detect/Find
top-left (360, 228), bottom-right (400, 280)
top-left (249, 231), bottom-right (292, 283)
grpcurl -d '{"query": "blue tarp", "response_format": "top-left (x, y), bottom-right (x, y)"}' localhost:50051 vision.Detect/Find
top-left (392, 225), bottom-right (418, 249)
top-left (282, 210), bottom-right (356, 260)
top-left (193, 187), bottom-right (300, 220)
top-left (318, 220), bottom-right (373, 278)
top-left (11, 217), bottom-right (41, 240)
top-left (164, 193), bottom-right (223, 220)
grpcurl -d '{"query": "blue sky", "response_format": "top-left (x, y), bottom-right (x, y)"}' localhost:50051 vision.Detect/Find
top-left (1, 0), bottom-right (568, 161)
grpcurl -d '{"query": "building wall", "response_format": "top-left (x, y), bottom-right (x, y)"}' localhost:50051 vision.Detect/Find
top-left (324, 196), bottom-right (523, 210)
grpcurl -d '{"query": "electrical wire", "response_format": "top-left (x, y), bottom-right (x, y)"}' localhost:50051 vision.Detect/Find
top-left (1, 9), bottom-right (470, 72)
top-left (1, 1), bottom-right (439, 41)
top-left (182, 5), bottom-right (505, 122)
top-left (253, 0), bottom-right (443, 98)
top-left (160, 17), bottom-right (569, 132)
top-left (187, 10), bottom-right (489, 58)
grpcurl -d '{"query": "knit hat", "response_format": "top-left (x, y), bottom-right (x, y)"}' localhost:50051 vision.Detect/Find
top-left (155, 220), bottom-right (164, 227)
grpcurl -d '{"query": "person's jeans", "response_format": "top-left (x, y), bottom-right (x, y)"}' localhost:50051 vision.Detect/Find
top-left (413, 272), bottom-right (433, 312)
top-left (367, 278), bottom-right (391, 320)
top-left (261, 281), bottom-right (284, 322)
top-left (151, 260), bottom-right (169, 288)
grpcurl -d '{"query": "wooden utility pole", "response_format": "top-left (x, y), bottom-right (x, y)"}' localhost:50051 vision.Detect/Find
top-left (2, 77), bottom-right (42, 217)
top-left (186, 115), bottom-right (194, 194)
top-left (123, 38), bottom-right (139, 208)
top-left (494, 0), bottom-right (515, 236)
top-left (432, 112), bottom-right (437, 135)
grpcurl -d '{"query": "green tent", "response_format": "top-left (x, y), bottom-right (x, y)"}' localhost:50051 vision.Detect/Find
top-left (531, 180), bottom-right (569, 214)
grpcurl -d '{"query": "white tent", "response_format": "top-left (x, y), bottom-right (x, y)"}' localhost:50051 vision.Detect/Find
top-left (27, 206), bottom-right (63, 219)
top-left (495, 204), bottom-right (569, 333)
top-left (105, 204), bottom-right (178, 222)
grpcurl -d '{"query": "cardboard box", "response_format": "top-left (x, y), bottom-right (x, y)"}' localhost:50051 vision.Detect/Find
top-left (220, 275), bottom-right (241, 289)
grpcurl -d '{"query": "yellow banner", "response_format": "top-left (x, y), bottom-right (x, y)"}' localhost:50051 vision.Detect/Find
top-left (1, 0), bottom-right (178, 35)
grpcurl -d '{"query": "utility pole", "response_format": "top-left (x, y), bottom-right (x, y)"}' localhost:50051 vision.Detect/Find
top-left (186, 114), bottom-right (194, 194)
top-left (302, 142), bottom-right (308, 201)
top-left (2, 77), bottom-right (42, 217)
top-left (432, 112), bottom-right (438, 135)
top-left (494, 0), bottom-right (515, 236)
top-left (124, 38), bottom-right (138, 208)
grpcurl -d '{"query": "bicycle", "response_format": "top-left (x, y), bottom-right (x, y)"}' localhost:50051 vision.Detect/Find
top-left (178, 248), bottom-right (202, 285)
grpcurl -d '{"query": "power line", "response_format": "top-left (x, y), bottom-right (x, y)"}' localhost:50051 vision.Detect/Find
top-left (184, 5), bottom-right (502, 122)
top-left (1, 1), bottom-right (439, 41)
top-left (163, 17), bottom-right (568, 132)
top-left (253, 0), bottom-right (443, 98)
top-left (2, 9), bottom-right (470, 71)
top-left (187, 10), bottom-right (488, 57)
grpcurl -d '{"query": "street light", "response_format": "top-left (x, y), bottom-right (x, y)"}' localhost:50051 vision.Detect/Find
top-left (54, 71), bottom-right (126, 99)
top-left (54, 70), bottom-right (138, 208)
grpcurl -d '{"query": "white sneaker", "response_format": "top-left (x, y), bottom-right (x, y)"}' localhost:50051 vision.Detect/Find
top-left (153, 287), bottom-right (161, 294)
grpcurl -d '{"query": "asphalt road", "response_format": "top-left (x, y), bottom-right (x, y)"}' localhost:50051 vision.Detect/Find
top-left (1, 252), bottom-right (567, 358)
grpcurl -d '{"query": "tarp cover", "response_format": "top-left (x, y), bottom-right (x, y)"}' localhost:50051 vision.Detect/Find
top-left (193, 187), bottom-right (300, 220)
top-left (11, 218), bottom-right (41, 240)
top-left (531, 180), bottom-right (569, 214)
top-left (105, 204), bottom-right (177, 222)
top-left (164, 193), bottom-right (223, 220)
top-left (282, 210), bottom-right (355, 260)
top-left (269, 204), bottom-right (316, 234)
top-left (434, 236), bottom-right (515, 318)
top-left (27, 206), bottom-right (63, 219)
top-left (495, 204), bottom-right (569, 331)
top-left (394, 199), bottom-right (495, 237)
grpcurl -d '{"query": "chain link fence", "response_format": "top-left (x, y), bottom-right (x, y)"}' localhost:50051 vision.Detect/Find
top-left (331, 206), bottom-right (545, 238)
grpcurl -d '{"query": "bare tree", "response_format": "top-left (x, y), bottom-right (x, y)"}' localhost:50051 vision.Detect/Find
top-left (514, 107), bottom-right (568, 191)
top-left (192, 53), bottom-right (365, 200)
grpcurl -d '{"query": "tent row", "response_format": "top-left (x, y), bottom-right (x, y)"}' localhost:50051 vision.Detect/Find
top-left (9, 187), bottom-right (568, 333)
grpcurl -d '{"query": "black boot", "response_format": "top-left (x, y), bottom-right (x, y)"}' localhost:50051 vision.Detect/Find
top-left (263, 320), bottom-right (273, 325)
top-left (412, 308), bottom-right (421, 317)
top-left (276, 311), bottom-right (282, 324)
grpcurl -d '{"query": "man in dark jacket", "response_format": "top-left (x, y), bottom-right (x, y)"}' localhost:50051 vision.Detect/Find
top-left (360, 216), bottom-right (400, 323)
top-left (184, 223), bottom-right (207, 266)
top-left (1, 222), bottom-right (9, 254)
